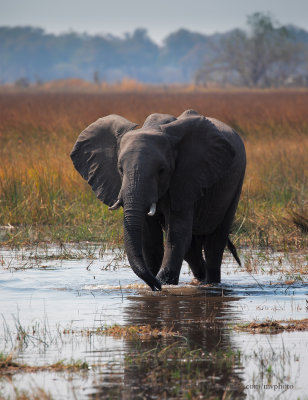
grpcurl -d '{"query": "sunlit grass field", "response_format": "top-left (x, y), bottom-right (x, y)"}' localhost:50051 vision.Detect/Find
top-left (0, 89), bottom-right (307, 248)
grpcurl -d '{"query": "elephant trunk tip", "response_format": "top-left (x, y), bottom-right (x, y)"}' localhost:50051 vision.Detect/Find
top-left (147, 276), bottom-right (162, 291)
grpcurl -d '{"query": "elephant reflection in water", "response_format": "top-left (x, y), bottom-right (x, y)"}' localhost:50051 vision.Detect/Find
top-left (91, 290), bottom-right (245, 399)
top-left (125, 288), bottom-right (240, 350)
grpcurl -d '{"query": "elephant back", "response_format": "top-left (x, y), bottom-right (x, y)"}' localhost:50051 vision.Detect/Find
top-left (142, 113), bottom-right (176, 130)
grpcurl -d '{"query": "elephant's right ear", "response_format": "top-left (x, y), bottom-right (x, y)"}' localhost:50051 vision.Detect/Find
top-left (70, 115), bottom-right (138, 206)
top-left (161, 115), bottom-right (236, 210)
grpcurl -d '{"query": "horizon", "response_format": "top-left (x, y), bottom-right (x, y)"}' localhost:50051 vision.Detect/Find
top-left (1, 0), bottom-right (307, 44)
top-left (1, 19), bottom-right (307, 46)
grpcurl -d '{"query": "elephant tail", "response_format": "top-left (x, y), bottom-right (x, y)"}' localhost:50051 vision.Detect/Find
top-left (227, 238), bottom-right (241, 267)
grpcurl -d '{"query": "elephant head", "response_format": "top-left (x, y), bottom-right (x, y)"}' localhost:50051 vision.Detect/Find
top-left (71, 110), bottom-right (236, 290)
top-left (71, 113), bottom-right (175, 290)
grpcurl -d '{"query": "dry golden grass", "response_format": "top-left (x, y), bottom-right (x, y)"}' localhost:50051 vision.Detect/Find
top-left (0, 89), bottom-right (307, 248)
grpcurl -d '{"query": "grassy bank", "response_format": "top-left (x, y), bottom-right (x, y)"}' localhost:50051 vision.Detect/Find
top-left (0, 90), bottom-right (307, 248)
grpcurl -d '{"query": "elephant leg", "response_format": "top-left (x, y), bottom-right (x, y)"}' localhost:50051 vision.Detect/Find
top-left (184, 235), bottom-right (206, 281)
top-left (203, 183), bottom-right (243, 284)
top-left (203, 229), bottom-right (227, 283)
top-left (142, 215), bottom-right (164, 276)
top-left (156, 210), bottom-right (193, 285)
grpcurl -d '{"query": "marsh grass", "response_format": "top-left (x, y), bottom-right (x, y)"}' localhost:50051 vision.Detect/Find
top-left (240, 250), bottom-right (308, 279)
top-left (0, 90), bottom-right (307, 248)
top-left (121, 344), bottom-right (244, 399)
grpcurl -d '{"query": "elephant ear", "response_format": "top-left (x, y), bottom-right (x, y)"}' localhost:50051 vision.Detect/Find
top-left (161, 115), bottom-right (236, 210)
top-left (70, 115), bottom-right (138, 206)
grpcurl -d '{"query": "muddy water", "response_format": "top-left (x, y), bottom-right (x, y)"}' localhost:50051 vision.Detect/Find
top-left (0, 245), bottom-right (307, 399)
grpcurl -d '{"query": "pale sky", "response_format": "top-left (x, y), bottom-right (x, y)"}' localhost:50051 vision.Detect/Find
top-left (0, 0), bottom-right (307, 43)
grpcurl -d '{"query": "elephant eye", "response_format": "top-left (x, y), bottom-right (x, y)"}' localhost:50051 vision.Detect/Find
top-left (118, 166), bottom-right (123, 175)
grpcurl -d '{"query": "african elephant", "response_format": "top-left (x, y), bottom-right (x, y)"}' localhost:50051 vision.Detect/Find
top-left (71, 110), bottom-right (246, 291)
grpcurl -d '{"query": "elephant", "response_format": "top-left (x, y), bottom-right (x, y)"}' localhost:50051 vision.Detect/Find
top-left (71, 109), bottom-right (246, 291)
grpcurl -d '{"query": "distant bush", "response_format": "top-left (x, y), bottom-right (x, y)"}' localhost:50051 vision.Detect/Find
top-left (15, 77), bottom-right (30, 88)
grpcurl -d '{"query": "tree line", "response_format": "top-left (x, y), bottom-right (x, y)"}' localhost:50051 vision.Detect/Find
top-left (1, 13), bottom-right (307, 87)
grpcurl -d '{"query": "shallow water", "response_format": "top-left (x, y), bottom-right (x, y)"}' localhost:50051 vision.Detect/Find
top-left (0, 245), bottom-right (307, 399)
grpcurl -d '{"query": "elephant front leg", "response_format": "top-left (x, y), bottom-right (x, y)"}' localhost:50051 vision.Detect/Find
top-left (156, 210), bottom-right (193, 285)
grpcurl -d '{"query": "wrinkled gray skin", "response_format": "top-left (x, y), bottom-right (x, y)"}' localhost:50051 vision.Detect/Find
top-left (71, 110), bottom-right (246, 291)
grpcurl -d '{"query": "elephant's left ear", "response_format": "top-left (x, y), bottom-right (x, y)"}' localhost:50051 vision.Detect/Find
top-left (70, 115), bottom-right (138, 206)
top-left (161, 116), bottom-right (236, 208)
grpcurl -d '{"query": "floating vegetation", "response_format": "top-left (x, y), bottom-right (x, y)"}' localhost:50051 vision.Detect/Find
top-left (100, 324), bottom-right (179, 339)
top-left (0, 352), bottom-right (90, 375)
top-left (63, 324), bottom-right (179, 340)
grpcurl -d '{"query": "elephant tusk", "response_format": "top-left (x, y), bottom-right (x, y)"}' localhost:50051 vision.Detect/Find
top-left (147, 203), bottom-right (156, 217)
top-left (109, 199), bottom-right (122, 210)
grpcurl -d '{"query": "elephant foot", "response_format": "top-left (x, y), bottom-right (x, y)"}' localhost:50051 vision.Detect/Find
top-left (189, 278), bottom-right (206, 286)
top-left (205, 267), bottom-right (221, 284)
top-left (156, 269), bottom-right (179, 286)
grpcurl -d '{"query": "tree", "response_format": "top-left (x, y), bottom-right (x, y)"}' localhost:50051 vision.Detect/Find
top-left (93, 70), bottom-right (100, 85)
top-left (15, 77), bottom-right (30, 88)
top-left (195, 13), bottom-right (306, 87)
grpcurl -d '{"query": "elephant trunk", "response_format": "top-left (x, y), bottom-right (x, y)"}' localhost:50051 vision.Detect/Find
top-left (123, 208), bottom-right (161, 291)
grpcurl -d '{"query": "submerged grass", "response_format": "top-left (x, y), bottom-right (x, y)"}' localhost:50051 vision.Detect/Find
top-left (1, 310), bottom-right (304, 399)
top-left (1, 342), bottom-right (243, 399)
top-left (0, 90), bottom-right (307, 249)
top-left (119, 343), bottom-right (244, 399)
